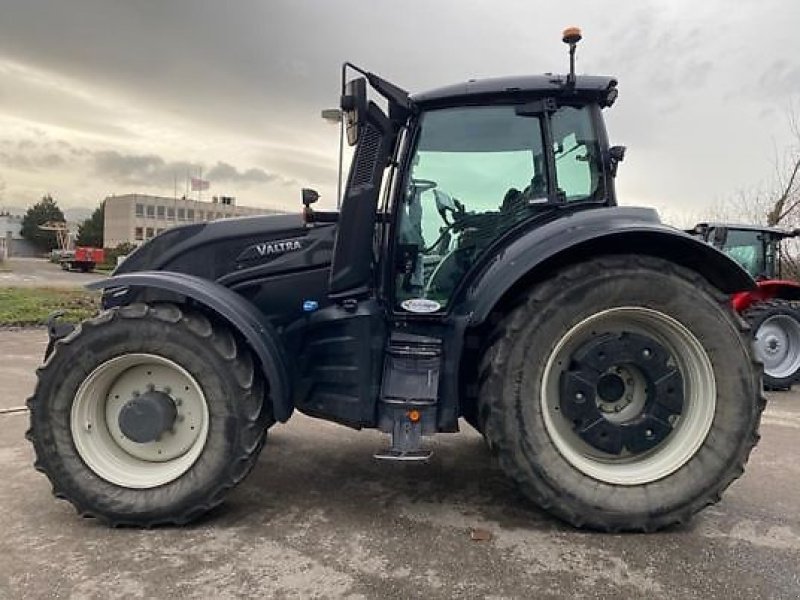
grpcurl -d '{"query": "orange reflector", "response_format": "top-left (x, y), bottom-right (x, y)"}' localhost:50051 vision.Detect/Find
top-left (407, 409), bottom-right (421, 423)
top-left (562, 26), bottom-right (582, 44)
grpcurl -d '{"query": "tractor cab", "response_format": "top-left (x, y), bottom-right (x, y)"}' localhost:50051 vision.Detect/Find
top-left (320, 32), bottom-right (624, 312)
top-left (690, 222), bottom-right (799, 280)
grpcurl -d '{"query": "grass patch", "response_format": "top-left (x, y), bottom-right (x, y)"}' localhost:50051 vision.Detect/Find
top-left (0, 287), bottom-right (100, 326)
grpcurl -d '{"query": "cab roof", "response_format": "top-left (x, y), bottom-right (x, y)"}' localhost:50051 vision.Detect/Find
top-left (693, 222), bottom-right (798, 238)
top-left (410, 74), bottom-right (618, 108)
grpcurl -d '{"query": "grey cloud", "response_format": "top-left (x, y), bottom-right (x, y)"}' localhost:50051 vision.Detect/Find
top-left (0, 151), bottom-right (63, 170)
top-left (92, 151), bottom-right (289, 187)
top-left (759, 60), bottom-right (800, 98)
top-left (205, 161), bottom-right (278, 184)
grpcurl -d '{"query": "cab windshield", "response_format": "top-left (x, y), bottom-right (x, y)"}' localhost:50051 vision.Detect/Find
top-left (395, 103), bottom-right (604, 311)
top-left (718, 229), bottom-right (769, 278)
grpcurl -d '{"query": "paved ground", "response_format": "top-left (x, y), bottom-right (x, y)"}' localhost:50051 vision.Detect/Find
top-left (1, 329), bottom-right (799, 599)
top-left (0, 258), bottom-right (104, 288)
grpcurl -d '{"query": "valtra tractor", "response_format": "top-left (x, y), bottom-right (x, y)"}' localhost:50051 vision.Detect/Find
top-left (691, 222), bottom-right (800, 389)
top-left (27, 30), bottom-right (764, 532)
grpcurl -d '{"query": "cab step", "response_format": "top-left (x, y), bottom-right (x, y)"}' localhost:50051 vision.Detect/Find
top-left (374, 333), bottom-right (441, 461)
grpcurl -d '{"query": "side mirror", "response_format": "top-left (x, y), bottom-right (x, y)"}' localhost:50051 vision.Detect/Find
top-left (609, 145), bottom-right (626, 177)
top-left (341, 77), bottom-right (367, 147)
top-left (712, 227), bottom-right (728, 247)
top-left (302, 188), bottom-right (320, 207)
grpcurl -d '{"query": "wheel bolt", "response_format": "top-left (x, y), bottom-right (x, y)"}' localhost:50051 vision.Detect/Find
top-left (575, 392), bottom-right (585, 403)
top-left (642, 349), bottom-right (651, 359)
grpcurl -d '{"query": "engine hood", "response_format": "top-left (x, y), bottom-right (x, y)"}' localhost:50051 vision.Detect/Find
top-left (115, 213), bottom-right (337, 283)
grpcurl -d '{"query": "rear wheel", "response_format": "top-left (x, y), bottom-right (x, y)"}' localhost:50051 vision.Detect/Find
top-left (479, 255), bottom-right (764, 532)
top-left (744, 299), bottom-right (800, 390)
top-left (26, 303), bottom-right (273, 526)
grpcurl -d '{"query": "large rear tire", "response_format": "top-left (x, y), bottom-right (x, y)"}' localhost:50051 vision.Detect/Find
top-left (479, 255), bottom-right (764, 532)
top-left (26, 303), bottom-right (273, 526)
top-left (743, 299), bottom-right (800, 390)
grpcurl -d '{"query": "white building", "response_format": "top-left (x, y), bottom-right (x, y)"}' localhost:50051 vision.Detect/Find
top-left (103, 194), bottom-right (282, 248)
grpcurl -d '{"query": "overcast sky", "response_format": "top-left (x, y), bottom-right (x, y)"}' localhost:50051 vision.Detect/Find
top-left (1, 0), bottom-right (799, 221)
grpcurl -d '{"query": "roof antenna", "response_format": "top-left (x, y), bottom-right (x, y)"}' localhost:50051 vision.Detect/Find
top-left (562, 26), bottom-right (582, 88)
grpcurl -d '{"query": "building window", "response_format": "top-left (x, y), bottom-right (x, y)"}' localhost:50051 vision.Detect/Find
top-left (146, 227), bottom-right (154, 239)
top-left (134, 227), bottom-right (143, 240)
top-left (216, 212), bottom-right (223, 219)
top-left (178, 208), bottom-right (186, 221)
top-left (197, 210), bottom-right (204, 220)
top-left (187, 209), bottom-right (195, 220)
top-left (135, 204), bottom-right (144, 217)
top-left (167, 207), bottom-right (175, 219)
top-left (157, 206), bottom-right (165, 218)
top-left (146, 205), bottom-right (155, 218)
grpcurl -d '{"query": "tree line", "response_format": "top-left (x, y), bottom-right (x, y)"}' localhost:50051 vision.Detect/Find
top-left (20, 195), bottom-right (103, 252)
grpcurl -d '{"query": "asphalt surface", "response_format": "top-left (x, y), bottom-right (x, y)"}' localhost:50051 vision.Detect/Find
top-left (1, 328), bottom-right (799, 599)
top-left (0, 258), bottom-right (104, 288)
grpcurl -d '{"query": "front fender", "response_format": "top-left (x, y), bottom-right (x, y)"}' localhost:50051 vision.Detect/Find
top-left (455, 206), bottom-right (755, 325)
top-left (87, 271), bottom-right (292, 422)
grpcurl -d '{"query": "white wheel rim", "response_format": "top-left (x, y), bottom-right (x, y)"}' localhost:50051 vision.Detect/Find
top-left (754, 314), bottom-right (800, 380)
top-left (71, 354), bottom-right (209, 488)
top-left (541, 307), bottom-right (716, 486)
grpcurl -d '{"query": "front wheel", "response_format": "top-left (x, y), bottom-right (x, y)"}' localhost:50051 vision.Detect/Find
top-left (27, 303), bottom-right (273, 526)
top-left (479, 255), bottom-right (764, 532)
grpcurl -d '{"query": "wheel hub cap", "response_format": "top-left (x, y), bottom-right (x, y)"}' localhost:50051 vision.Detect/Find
top-left (755, 314), bottom-right (800, 379)
top-left (118, 390), bottom-right (177, 444)
top-left (560, 332), bottom-right (684, 455)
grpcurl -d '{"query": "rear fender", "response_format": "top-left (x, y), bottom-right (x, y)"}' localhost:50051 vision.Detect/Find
top-left (87, 271), bottom-right (292, 422)
top-left (732, 280), bottom-right (800, 313)
top-left (454, 206), bottom-right (756, 325)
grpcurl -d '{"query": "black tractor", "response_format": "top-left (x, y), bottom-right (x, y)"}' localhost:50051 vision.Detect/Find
top-left (691, 222), bottom-right (800, 389)
top-left (28, 30), bottom-right (763, 532)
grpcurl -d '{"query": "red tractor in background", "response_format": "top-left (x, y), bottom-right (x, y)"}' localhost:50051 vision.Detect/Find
top-left (692, 222), bottom-right (800, 389)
